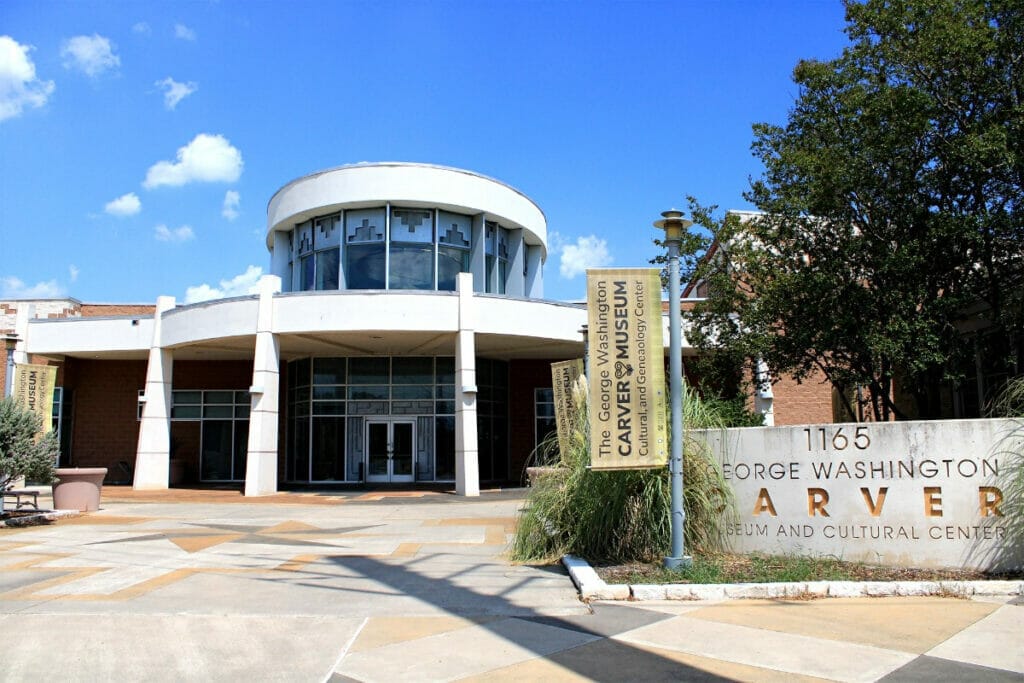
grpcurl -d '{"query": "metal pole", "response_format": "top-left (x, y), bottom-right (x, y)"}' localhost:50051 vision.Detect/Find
top-left (579, 325), bottom-right (589, 379)
top-left (655, 211), bottom-right (692, 570)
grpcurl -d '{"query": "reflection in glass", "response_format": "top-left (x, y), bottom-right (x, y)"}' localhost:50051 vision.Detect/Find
top-left (346, 243), bottom-right (385, 289)
top-left (389, 243), bottom-right (434, 290)
top-left (316, 248), bottom-right (339, 290)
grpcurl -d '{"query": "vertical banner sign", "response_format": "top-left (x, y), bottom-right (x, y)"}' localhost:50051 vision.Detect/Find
top-left (13, 363), bottom-right (57, 434)
top-left (586, 268), bottom-right (668, 469)
top-left (550, 358), bottom-right (584, 458)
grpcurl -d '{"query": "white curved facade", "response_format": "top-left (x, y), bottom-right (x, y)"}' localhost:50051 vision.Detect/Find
top-left (22, 163), bottom-right (586, 497)
top-left (266, 163), bottom-right (547, 298)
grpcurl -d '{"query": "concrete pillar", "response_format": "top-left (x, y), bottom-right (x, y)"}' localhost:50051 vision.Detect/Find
top-left (506, 228), bottom-right (525, 297)
top-left (134, 296), bottom-right (175, 490)
top-left (455, 272), bottom-right (480, 496)
top-left (13, 304), bottom-right (32, 364)
top-left (470, 214), bottom-right (486, 293)
top-left (525, 245), bottom-right (544, 299)
top-left (244, 275), bottom-right (282, 496)
top-left (271, 231), bottom-right (291, 291)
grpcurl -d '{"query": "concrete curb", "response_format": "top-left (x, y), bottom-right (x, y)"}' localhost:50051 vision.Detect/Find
top-left (0, 509), bottom-right (79, 528)
top-left (561, 555), bottom-right (1024, 602)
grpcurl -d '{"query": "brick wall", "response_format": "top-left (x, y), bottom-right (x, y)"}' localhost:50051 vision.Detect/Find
top-left (80, 304), bottom-right (155, 317)
top-left (60, 358), bottom-right (255, 483)
top-left (508, 358), bottom-right (558, 484)
top-left (769, 370), bottom-right (835, 426)
top-left (62, 358), bottom-right (147, 478)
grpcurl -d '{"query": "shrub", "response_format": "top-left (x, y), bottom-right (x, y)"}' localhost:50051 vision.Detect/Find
top-left (986, 377), bottom-right (1023, 568)
top-left (0, 397), bottom-right (58, 492)
top-left (512, 385), bottom-right (737, 564)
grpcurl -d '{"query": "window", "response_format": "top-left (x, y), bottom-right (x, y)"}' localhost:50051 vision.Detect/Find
top-left (534, 387), bottom-right (556, 451)
top-left (157, 390), bottom-right (251, 482)
top-left (288, 357), bottom-right (461, 483)
top-left (52, 387), bottom-right (72, 467)
top-left (389, 208), bottom-right (435, 290)
top-left (345, 208), bottom-right (386, 289)
top-left (485, 221), bottom-right (510, 294)
top-left (438, 211), bottom-right (472, 291)
top-left (293, 215), bottom-right (341, 291)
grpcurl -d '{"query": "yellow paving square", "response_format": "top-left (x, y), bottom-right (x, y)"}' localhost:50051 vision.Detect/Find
top-left (686, 596), bottom-right (1000, 654)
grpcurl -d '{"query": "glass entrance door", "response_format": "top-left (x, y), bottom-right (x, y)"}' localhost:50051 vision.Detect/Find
top-left (365, 419), bottom-right (415, 483)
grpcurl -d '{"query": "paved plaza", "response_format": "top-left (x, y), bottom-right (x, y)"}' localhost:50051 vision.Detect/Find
top-left (1, 488), bottom-right (1021, 682)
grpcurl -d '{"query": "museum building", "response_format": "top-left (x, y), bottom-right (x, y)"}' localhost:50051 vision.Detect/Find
top-left (2, 163), bottom-right (596, 496)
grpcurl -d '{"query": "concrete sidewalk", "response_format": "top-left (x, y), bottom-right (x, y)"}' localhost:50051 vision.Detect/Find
top-left (1, 489), bottom-right (1021, 682)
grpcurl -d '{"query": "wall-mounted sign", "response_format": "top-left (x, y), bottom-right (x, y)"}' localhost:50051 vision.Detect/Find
top-left (550, 358), bottom-right (584, 459)
top-left (13, 363), bottom-right (57, 434)
top-left (698, 419), bottom-right (1023, 570)
top-left (586, 268), bottom-right (668, 470)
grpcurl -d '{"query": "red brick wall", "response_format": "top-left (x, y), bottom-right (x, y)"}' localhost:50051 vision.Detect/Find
top-left (60, 359), bottom-right (254, 483)
top-left (62, 358), bottom-right (147, 478)
top-left (508, 359), bottom-right (559, 484)
top-left (769, 370), bottom-right (835, 426)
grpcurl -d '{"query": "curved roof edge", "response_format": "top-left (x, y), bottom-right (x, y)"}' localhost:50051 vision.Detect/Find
top-left (267, 162), bottom-right (546, 222)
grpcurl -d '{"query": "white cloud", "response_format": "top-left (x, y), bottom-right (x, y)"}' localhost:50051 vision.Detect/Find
top-left (559, 234), bottom-right (612, 279)
top-left (174, 23), bottom-right (197, 41)
top-left (132, 22), bottom-right (151, 35)
top-left (0, 275), bottom-right (64, 298)
top-left (184, 265), bottom-right (263, 304)
top-left (104, 192), bottom-right (141, 216)
top-left (61, 34), bottom-right (119, 77)
top-left (68, 265), bottom-right (80, 282)
top-left (0, 36), bottom-right (55, 122)
top-left (155, 76), bottom-right (196, 110)
top-left (221, 190), bottom-right (240, 220)
top-left (154, 224), bottom-right (194, 242)
top-left (143, 133), bottom-right (243, 188)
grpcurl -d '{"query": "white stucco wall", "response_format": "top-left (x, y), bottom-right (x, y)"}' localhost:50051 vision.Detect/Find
top-left (266, 163), bottom-right (548, 256)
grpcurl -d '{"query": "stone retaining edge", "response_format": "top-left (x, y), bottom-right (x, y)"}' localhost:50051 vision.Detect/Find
top-left (0, 509), bottom-right (79, 528)
top-left (561, 555), bottom-right (1024, 602)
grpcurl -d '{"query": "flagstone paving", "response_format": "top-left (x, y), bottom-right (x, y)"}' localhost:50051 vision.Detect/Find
top-left (1, 488), bottom-right (1020, 681)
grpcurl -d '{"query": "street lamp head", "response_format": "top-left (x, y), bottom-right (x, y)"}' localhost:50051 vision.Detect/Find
top-left (2, 333), bottom-right (19, 352)
top-left (653, 209), bottom-right (694, 244)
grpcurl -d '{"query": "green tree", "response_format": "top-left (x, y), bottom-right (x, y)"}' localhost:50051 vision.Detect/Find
top-left (690, 0), bottom-right (1023, 419)
top-left (0, 397), bottom-right (58, 493)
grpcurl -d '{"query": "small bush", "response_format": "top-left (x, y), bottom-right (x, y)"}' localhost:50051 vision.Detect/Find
top-left (512, 386), bottom-right (738, 564)
top-left (0, 397), bottom-right (58, 492)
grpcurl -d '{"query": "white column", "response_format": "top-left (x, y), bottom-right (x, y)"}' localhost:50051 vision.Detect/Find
top-left (525, 245), bottom-right (544, 299)
top-left (134, 296), bottom-right (175, 490)
top-left (244, 275), bottom-right (282, 496)
top-left (271, 231), bottom-right (291, 290)
top-left (455, 272), bottom-right (480, 496)
top-left (470, 214), bottom-right (486, 293)
top-left (506, 228), bottom-right (525, 297)
top-left (13, 304), bottom-right (33, 364)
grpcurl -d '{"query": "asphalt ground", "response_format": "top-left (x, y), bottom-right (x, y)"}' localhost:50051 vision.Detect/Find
top-left (1, 487), bottom-right (1021, 682)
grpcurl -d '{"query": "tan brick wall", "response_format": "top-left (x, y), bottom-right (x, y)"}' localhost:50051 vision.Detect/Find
top-left (80, 304), bottom-right (155, 317)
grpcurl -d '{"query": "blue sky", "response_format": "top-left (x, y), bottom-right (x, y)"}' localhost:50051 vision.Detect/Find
top-left (1, 1), bottom-right (850, 304)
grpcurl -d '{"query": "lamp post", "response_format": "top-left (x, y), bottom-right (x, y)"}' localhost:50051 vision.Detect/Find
top-left (654, 209), bottom-right (693, 570)
top-left (3, 333), bottom-right (18, 398)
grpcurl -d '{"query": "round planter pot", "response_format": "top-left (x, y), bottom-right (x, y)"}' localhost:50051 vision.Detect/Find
top-left (52, 468), bottom-right (108, 512)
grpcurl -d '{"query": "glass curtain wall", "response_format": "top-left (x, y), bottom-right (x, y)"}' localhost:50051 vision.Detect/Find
top-left (294, 207), bottom-right (481, 292)
top-left (286, 356), bottom-right (507, 483)
top-left (169, 390), bottom-right (250, 482)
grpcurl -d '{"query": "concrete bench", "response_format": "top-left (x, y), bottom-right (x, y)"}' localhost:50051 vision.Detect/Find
top-left (2, 489), bottom-right (40, 510)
